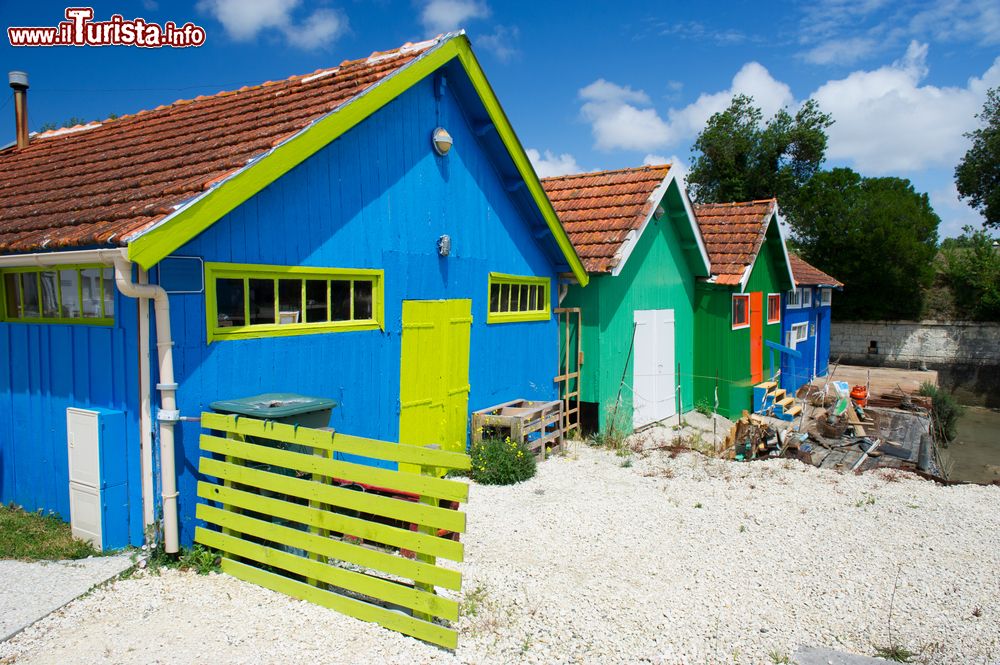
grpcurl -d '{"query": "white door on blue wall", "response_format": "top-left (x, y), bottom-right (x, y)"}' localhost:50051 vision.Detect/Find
top-left (633, 309), bottom-right (676, 429)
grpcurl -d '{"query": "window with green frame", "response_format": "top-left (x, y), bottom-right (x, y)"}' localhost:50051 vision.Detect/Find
top-left (205, 263), bottom-right (383, 341)
top-left (1, 265), bottom-right (114, 325)
top-left (487, 272), bottom-right (550, 323)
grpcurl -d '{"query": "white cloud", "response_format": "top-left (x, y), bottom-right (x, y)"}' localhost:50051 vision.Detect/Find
top-left (197, 0), bottom-right (346, 49)
top-left (526, 149), bottom-right (583, 178)
top-left (802, 37), bottom-right (880, 65)
top-left (477, 25), bottom-right (519, 62)
top-left (579, 79), bottom-right (671, 150)
top-left (812, 41), bottom-right (1000, 172)
top-left (578, 63), bottom-right (793, 152)
top-left (930, 181), bottom-right (987, 238)
top-left (419, 0), bottom-right (489, 34)
top-left (795, 0), bottom-right (1000, 64)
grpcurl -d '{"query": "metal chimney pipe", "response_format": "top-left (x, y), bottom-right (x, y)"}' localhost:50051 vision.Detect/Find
top-left (9, 71), bottom-right (29, 149)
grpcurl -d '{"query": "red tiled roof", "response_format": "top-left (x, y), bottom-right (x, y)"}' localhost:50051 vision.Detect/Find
top-left (0, 38), bottom-right (443, 255)
top-left (541, 165), bottom-right (669, 273)
top-left (692, 199), bottom-right (777, 285)
top-left (789, 252), bottom-right (842, 287)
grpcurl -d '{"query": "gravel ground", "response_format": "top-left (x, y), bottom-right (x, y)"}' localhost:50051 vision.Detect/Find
top-left (2, 441), bottom-right (998, 665)
top-left (0, 554), bottom-right (134, 642)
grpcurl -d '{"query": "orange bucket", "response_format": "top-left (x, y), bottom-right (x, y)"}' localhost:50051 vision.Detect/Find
top-left (850, 385), bottom-right (868, 407)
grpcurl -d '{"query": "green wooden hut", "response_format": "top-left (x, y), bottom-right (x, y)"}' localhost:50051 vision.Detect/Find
top-left (542, 165), bottom-right (711, 433)
top-left (691, 199), bottom-right (796, 419)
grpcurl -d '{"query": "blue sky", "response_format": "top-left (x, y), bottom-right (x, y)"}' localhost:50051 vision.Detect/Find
top-left (2, 0), bottom-right (998, 238)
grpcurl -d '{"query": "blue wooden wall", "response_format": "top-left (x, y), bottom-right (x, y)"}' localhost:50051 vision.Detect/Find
top-left (0, 292), bottom-right (144, 546)
top-left (781, 288), bottom-right (834, 394)
top-left (162, 70), bottom-right (561, 544)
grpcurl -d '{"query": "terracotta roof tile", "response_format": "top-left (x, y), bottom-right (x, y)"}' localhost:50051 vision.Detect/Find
top-left (692, 199), bottom-right (777, 284)
top-left (0, 37), bottom-right (444, 255)
top-left (789, 252), bottom-right (842, 287)
top-left (541, 165), bottom-right (669, 273)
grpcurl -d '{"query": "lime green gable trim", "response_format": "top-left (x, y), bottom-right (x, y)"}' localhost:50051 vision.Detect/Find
top-left (204, 262), bottom-right (384, 343)
top-left (486, 272), bottom-right (550, 324)
top-left (125, 35), bottom-right (588, 286)
top-left (454, 46), bottom-right (587, 286)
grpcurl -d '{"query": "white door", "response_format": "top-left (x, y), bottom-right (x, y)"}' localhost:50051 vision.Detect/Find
top-left (633, 309), bottom-right (676, 429)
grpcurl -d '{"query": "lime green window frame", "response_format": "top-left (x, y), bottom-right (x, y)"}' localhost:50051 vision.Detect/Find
top-left (205, 262), bottom-right (384, 342)
top-left (487, 272), bottom-right (551, 324)
top-left (1, 264), bottom-right (114, 326)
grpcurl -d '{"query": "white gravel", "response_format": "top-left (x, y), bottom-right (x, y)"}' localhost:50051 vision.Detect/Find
top-left (2, 443), bottom-right (998, 665)
top-left (0, 554), bottom-right (133, 642)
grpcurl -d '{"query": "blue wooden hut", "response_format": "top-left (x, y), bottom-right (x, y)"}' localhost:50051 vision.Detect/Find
top-left (780, 254), bottom-right (842, 394)
top-left (0, 33), bottom-right (587, 550)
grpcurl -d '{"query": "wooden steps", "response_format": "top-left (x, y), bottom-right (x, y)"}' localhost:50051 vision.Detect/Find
top-left (753, 381), bottom-right (802, 421)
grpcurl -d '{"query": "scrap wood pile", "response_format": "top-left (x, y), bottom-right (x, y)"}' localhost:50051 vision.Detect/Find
top-left (718, 411), bottom-right (785, 461)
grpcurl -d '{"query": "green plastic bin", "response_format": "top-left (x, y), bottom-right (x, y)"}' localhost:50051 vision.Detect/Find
top-left (209, 393), bottom-right (337, 429)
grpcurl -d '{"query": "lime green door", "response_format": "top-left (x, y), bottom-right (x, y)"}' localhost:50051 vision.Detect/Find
top-left (399, 300), bottom-right (472, 471)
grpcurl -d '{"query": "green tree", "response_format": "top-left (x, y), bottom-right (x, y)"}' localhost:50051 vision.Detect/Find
top-left (955, 87), bottom-right (1000, 228)
top-left (941, 226), bottom-right (1000, 320)
top-left (687, 94), bottom-right (833, 222)
top-left (792, 168), bottom-right (940, 320)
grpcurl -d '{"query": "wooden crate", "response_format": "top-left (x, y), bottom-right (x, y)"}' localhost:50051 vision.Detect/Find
top-left (471, 399), bottom-right (564, 459)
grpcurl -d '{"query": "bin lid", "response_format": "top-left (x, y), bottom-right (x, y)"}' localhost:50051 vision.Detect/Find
top-left (209, 393), bottom-right (338, 418)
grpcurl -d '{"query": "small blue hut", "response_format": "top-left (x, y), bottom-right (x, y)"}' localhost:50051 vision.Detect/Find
top-left (780, 254), bottom-right (842, 394)
top-left (0, 33), bottom-right (586, 550)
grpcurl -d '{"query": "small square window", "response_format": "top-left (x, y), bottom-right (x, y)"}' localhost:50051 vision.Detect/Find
top-left (40, 271), bottom-right (59, 318)
top-left (801, 287), bottom-right (812, 308)
top-left (22, 273), bottom-right (40, 318)
top-left (304, 280), bottom-right (328, 323)
top-left (216, 278), bottom-right (245, 328)
top-left (732, 294), bottom-right (749, 329)
top-left (248, 278), bottom-right (275, 325)
top-left (353, 280), bottom-right (373, 320)
top-left (4, 273), bottom-right (21, 318)
top-left (767, 294), bottom-right (781, 324)
top-left (59, 270), bottom-right (80, 318)
top-left (820, 288), bottom-right (832, 306)
top-left (80, 268), bottom-right (102, 318)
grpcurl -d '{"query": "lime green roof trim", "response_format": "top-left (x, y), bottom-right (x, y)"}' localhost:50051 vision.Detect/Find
top-left (124, 34), bottom-right (588, 285)
top-left (453, 44), bottom-right (588, 286)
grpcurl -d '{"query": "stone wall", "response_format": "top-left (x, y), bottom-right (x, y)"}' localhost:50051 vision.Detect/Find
top-left (830, 320), bottom-right (1000, 406)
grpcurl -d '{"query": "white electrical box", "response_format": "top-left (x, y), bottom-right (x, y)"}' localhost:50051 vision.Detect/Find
top-left (66, 407), bottom-right (129, 551)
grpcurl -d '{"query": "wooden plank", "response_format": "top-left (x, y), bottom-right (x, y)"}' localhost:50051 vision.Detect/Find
top-left (200, 434), bottom-right (469, 503)
top-left (220, 559), bottom-right (457, 649)
top-left (196, 504), bottom-right (462, 590)
top-left (846, 406), bottom-right (867, 437)
top-left (196, 528), bottom-right (458, 621)
top-left (197, 482), bottom-right (463, 562)
top-left (199, 458), bottom-right (465, 533)
top-left (201, 412), bottom-right (471, 470)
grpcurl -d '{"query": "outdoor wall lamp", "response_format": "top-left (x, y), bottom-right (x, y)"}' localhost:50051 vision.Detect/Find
top-left (432, 127), bottom-right (453, 156)
top-left (438, 234), bottom-right (451, 256)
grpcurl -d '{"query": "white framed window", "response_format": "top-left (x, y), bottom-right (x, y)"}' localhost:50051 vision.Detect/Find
top-left (801, 287), bottom-right (812, 308)
top-left (791, 322), bottom-right (808, 345)
top-left (820, 288), bottom-right (832, 306)
top-left (731, 294), bottom-right (750, 330)
top-left (766, 293), bottom-right (780, 324)
top-left (786, 289), bottom-right (801, 309)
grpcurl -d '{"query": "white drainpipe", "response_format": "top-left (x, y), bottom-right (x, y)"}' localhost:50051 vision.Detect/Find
top-left (0, 247), bottom-right (180, 553)
top-left (111, 253), bottom-right (180, 554)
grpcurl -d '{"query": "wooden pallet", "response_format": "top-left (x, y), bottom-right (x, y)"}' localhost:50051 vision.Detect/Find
top-left (471, 399), bottom-right (564, 460)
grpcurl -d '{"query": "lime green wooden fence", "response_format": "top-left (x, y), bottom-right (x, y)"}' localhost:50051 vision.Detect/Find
top-left (194, 412), bottom-right (471, 649)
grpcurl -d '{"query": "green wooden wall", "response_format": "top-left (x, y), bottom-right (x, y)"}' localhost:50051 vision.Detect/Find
top-left (692, 219), bottom-right (791, 419)
top-left (562, 181), bottom-right (701, 432)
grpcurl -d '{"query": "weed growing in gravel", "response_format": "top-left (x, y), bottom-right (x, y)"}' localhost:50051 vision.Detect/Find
top-left (768, 651), bottom-right (792, 664)
top-left (874, 645), bottom-right (915, 662)
top-left (620, 457), bottom-right (633, 468)
top-left (460, 583), bottom-right (488, 617)
top-left (694, 502), bottom-right (703, 509)
top-left (695, 398), bottom-right (714, 417)
top-left (592, 401), bottom-right (630, 453)
top-left (874, 564), bottom-right (916, 663)
top-left (138, 540), bottom-right (221, 576)
top-left (470, 437), bottom-right (536, 485)
top-left (855, 495), bottom-right (877, 507)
